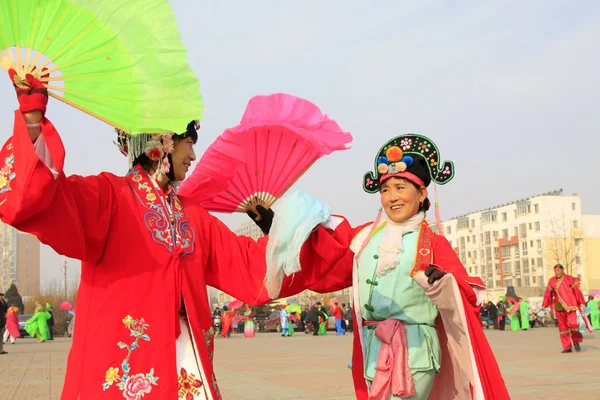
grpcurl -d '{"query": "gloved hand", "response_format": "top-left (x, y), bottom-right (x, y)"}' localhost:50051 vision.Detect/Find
top-left (246, 205), bottom-right (274, 235)
top-left (424, 264), bottom-right (447, 284)
top-left (8, 68), bottom-right (49, 115)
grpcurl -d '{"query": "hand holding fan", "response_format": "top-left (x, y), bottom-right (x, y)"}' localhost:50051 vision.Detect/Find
top-left (0, 0), bottom-right (202, 134)
top-left (179, 93), bottom-right (352, 216)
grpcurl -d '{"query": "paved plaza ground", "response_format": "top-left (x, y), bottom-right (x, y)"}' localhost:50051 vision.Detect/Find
top-left (0, 327), bottom-right (598, 399)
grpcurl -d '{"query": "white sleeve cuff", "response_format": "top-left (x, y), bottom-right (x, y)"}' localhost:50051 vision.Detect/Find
top-left (33, 134), bottom-right (58, 179)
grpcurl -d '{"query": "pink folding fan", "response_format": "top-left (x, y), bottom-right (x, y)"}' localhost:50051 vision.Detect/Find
top-left (179, 93), bottom-right (352, 216)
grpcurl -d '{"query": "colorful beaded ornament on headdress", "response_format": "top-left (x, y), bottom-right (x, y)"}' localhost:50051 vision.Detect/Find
top-left (113, 120), bottom-right (200, 180)
top-left (363, 134), bottom-right (455, 194)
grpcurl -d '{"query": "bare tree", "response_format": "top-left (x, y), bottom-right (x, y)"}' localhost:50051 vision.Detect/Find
top-left (545, 214), bottom-right (580, 276)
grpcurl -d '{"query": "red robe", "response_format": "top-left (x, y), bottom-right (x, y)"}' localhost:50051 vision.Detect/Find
top-left (273, 217), bottom-right (510, 399)
top-left (5, 311), bottom-right (20, 338)
top-left (0, 111), bottom-right (270, 400)
top-left (542, 275), bottom-right (585, 311)
top-left (220, 309), bottom-right (237, 337)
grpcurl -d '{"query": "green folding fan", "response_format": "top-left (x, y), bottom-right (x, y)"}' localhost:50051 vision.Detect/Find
top-left (0, 0), bottom-right (203, 134)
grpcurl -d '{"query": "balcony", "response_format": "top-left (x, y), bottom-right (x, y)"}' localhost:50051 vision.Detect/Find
top-left (497, 236), bottom-right (519, 247)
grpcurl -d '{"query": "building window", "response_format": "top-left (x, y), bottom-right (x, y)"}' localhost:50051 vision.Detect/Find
top-left (572, 202), bottom-right (576, 211)
top-left (519, 223), bottom-right (527, 239)
top-left (534, 204), bottom-right (539, 214)
top-left (524, 276), bottom-right (530, 286)
top-left (494, 247), bottom-right (499, 259)
top-left (531, 258), bottom-right (535, 266)
top-left (482, 212), bottom-right (498, 224)
top-left (522, 258), bottom-right (529, 274)
top-left (492, 231), bottom-right (499, 241)
top-left (528, 223), bottom-right (532, 230)
top-left (573, 220), bottom-right (579, 228)
top-left (513, 244), bottom-right (520, 257)
top-left (467, 236), bottom-right (470, 243)
top-left (471, 219), bottom-right (475, 228)
top-left (472, 235), bottom-right (477, 244)
top-left (485, 247), bottom-right (492, 262)
top-left (522, 241), bottom-right (528, 256)
top-left (496, 280), bottom-right (502, 287)
top-left (485, 232), bottom-right (491, 245)
top-left (536, 239), bottom-right (542, 248)
top-left (532, 276), bottom-right (536, 284)
top-left (495, 263), bottom-right (500, 273)
top-left (502, 229), bottom-right (509, 238)
top-left (536, 257), bottom-right (543, 269)
top-left (514, 227), bottom-right (519, 236)
top-left (576, 255), bottom-right (582, 265)
top-left (514, 260), bottom-right (521, 274)
top-left (446, 226), bottom-right (452, 235)
top-left (502, 212), bottom-right (507, 222)
top-left (530, 240), bottom-right (533, 248)
top-left (504, 278), bottom-right (513, 287)
top-left (458, 219), bottom-right (469, 230)
top-left (517, 203), bottom-right (531, 216)
top-left (504, 262), bottom-right (512, 274)
top-left (502, 246), bottom-right (511, 258)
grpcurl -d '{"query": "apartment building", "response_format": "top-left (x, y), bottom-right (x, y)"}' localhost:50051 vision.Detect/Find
top-left (0, 223), bottom-right (40, 296)
top-left (443, 189), bottom-right (600, 300)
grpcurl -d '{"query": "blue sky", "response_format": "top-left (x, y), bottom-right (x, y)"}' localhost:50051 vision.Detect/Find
top-left (0, 1), bottom-right (599, 285)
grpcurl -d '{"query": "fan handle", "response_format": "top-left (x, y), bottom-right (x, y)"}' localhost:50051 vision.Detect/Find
top-left (238, 158), bottom-right (317, 220)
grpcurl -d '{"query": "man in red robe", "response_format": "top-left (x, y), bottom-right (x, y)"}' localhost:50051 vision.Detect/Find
top-left (220, 307), bottom-right (237, 338)
top-left (542, 264), bottom-right (586, 353)
top-left (0, 71), bottom-right (273, 399)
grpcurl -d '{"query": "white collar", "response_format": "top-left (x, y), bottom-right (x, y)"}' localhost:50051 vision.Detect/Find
top-left (375, 212), bottom-right (424, 277)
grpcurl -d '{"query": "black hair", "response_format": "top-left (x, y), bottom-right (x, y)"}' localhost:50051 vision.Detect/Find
top-left (132, 121), bottom-right (199, 173)
top-left (382, 176), bottom-right (431, 212)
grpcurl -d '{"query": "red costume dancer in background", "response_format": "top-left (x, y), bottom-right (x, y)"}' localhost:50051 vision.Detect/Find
top-left (542, 264), bottom-right (586, 353)
top-left (220, 306), bottom-right (237, 338)
top-left (3, 306), bottom-right (21, 344)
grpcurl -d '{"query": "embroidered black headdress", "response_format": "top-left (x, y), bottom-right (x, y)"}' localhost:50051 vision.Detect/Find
top-left (363, 134), bottom-right (455, 193)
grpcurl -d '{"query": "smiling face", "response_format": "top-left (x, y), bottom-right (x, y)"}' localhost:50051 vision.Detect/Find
top-left (170, 135), bottom-right (196, 181)
top-left (380, 177), bottom-right (427, 223)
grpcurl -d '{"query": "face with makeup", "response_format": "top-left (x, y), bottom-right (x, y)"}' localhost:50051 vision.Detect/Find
top-left (380, 177), bottom-right (427, 223)
top-left (170, 135), bottom-right (196, 181)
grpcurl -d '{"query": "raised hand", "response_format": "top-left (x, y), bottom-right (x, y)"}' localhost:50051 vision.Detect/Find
top-left (246, 205), bottom-right (274, 235)
top-left (8, 68), bottom-right (49, 115)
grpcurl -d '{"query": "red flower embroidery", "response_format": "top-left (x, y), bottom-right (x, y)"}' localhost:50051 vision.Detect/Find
top-left (122, 374), bottom-right (153, 400)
